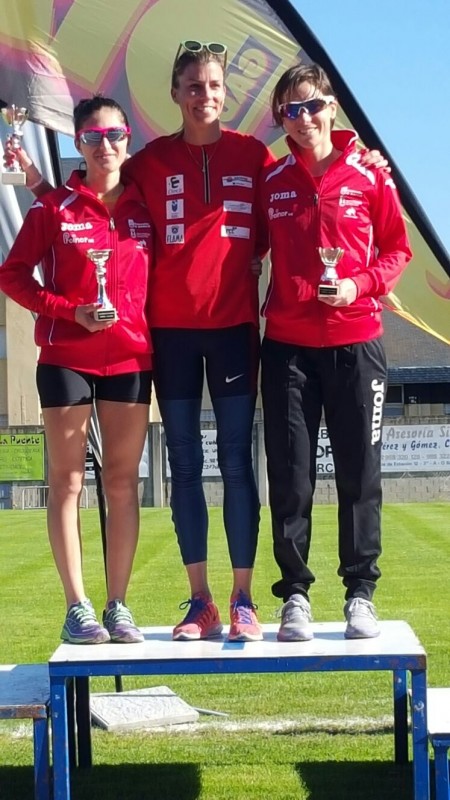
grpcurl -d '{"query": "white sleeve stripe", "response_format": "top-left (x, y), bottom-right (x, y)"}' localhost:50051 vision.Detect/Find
top-left (265, 154), bottom-right (296, 183)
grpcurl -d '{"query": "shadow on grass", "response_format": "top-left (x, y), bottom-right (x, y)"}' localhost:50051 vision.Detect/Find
top-left (0, 763), bottom-right (201, 800)
top-left (274, 722), bottom-right (396, 736)
top-left (297, 760), bottom-right (414, 800)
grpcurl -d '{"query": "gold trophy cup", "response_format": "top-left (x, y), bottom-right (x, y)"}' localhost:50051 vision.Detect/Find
top-left (318, 247), bottom-right (345, 296)
top-left (87, 249), bottom-right (118, 322)
top-left (1, 105), bottom-right (29, 185)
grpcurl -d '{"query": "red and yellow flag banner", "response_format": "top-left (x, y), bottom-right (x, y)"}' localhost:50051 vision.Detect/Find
top-left (0, 0), bottom-right (449, 343)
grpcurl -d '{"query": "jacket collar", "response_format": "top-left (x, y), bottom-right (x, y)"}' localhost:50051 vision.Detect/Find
top-left (286, 128), bottom-right (359, 169)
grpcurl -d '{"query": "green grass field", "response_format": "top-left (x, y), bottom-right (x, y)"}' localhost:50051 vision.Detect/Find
top-left (0, 503), bottom-right (448, 799)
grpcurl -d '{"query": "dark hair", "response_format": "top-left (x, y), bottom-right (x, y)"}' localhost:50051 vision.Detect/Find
top-left (73, 95), bottom-right (129, 133)
top-left (171, 50), bottom-right (224, 90)
top-left (271, 63), bottom-right (336, 127)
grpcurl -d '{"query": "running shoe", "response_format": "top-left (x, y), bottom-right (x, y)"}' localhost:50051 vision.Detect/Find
top-left (103, 599), bottom-right (144, 644)
top-left (277, 594), bottom-right (313, 642)
top-left (172, 592), bottom-right (223, 641)
top-left (344, 597), bottom-right (380, 639)
top-left (228, 590), bottom-right (263, 642)
top-left (61, 599), bottom-right (110, 644)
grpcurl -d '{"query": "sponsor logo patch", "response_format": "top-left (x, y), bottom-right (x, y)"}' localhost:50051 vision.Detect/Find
top-left (60, 222), bottom-right (93, 232)
top-left (62, 234), bottom-right (95, 244)
top-left (371, 379), bottom-right (385, 444)
top-left (128, 219), bottom-right (151, 238)
top-left (340, 186), bottom-right (363, 198)
top-left (166, 174), bottom-right (184, 195)
top-left (223, 200), bottom-right (252, 214)
top-left (269, 190), bottom-right (297, 202)
top-left (268, 207), bottom-right (293, 220)
top-left (343, 207), bottom-right (358, 218)
top-left (222, 175), bottom-right (253, 188)
top-left (166, 224), bottom-right (185, 244)
top-left (166, 198), bottom-right (184, 220)
top-left (220, 225), bottom-right (250, 239)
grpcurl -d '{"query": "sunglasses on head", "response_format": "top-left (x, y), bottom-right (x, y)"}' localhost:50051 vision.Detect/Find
top-left (173, 40), bottom-right (228, 71)
top-left (278, 96), bottom-right (335, 120)
top-left (75, 126), bottom-right (131, 146)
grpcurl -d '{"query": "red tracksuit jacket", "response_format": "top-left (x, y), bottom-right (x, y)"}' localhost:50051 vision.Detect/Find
top-left (0, 170), bottom-right (153, 375)
top-left (259, 130), bottom-right (412, 347)
top-left (123, 129), bottom-right (274, 329)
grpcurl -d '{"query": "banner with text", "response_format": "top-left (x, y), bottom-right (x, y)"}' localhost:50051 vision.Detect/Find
top-left (165, 425), bottom-right (450, 478)
top-left (0, 433), bottom-right (44, 480)
top-left (0, 0), bottom-right (448, 342)
top-left (318, 424), bottom-right (450, 474)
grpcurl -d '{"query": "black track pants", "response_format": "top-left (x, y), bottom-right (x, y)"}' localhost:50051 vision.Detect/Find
top-left (261, 336), bottom-right (387, 603)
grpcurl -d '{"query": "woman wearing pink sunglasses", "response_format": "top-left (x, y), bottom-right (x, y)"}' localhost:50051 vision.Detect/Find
top-left (0, 96), bottom-right (152, 645)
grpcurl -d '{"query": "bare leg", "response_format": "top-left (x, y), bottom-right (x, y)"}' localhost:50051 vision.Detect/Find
top-left (230, 567), bottom-right (254, 600)
top-left (43, 404), bottom-right (91, 608)
top-left (184, 562), bottom-right (210, 598)
top-left (96, 399), bottom-right (149, 603)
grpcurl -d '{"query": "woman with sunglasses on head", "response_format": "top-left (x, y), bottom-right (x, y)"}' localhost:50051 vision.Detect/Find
top-left (0, 96), bottom-right (152, 644)
top-left (258, 64), bottom-right (412, 643)
top-left (121, 40), bottom-right (274, 643)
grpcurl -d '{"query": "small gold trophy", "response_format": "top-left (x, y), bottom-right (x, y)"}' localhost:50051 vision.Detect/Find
top-left (87, 249), bottom-right (118, 322)
top-left (1, 105), bottom-right (29, 185)
top-left (318, 247), bottom-right (345, 296)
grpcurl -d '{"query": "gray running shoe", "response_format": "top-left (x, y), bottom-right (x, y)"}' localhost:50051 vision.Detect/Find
top-left (61, 599), bottom-right (110, 644)
top-left (344, 598), bottom-right (380, 639)
top-left (277, 594), bottom-right (313, 642)
top-left (103, 599), bottom-right (144, 644)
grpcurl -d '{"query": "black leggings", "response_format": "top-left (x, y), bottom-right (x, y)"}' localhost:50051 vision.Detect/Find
top-left (152, 325), bottom-right (261, 567)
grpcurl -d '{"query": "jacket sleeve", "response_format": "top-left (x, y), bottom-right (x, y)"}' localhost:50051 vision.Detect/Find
top-left (121, 149), bottom-right (147, 192)
top-left (0, 202), bottom-right (77, 321)
top-left (352, 172), bottom-right (413, 299)
top-left (254, 145), bottom-right (276, 259)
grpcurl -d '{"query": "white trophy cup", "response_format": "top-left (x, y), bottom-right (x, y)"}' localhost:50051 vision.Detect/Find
top-left (87, 249), bottom-right (118, 322)
top-left (1, 104), bottom-right (29, 185)
top-left (317, 247), bottom-right (345, 297)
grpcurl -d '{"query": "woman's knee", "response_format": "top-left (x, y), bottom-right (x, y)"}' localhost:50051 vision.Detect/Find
top-left (217, 442), bottom-right (253, 481)
top-left (168, 441), bottom-right (204, 484)
top-left (102, 466), bottom-right (139, 502)
top-left (48, 469), bottom-right (84, 500)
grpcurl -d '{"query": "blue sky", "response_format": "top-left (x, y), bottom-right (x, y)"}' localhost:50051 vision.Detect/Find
top-left (294, 0), bottom-right (450, 252)
top-left (59, 0), bottom-right (450, 253)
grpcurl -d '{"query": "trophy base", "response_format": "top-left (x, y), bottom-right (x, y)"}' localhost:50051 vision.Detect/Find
top-left (2, 171), bottom-right (27, 186)
top-left (318, 284), bottom-right (338, 297)
top-left (94, 308), bottom-right (118, 322)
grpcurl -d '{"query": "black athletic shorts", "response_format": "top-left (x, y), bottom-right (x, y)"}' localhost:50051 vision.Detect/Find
top-left (36, 364), bottom-right (152, 408)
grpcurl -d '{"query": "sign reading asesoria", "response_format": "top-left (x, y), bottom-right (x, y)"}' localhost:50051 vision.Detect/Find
top-left (0, 433), bottom-right (45, 480)
top-left (317, 424), bottom-right (450, 474)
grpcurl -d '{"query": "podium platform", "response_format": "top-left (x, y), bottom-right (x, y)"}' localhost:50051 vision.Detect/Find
top-left (48, 620), bottom-right (429, 800)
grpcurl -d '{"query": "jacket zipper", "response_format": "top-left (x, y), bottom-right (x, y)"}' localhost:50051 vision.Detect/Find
top-left (99, 215), bottom-right (118, 374)
top-left (312, 186), bottom-right (327, 347)
top-left (108, 215), bottom-right (118, 315)
top-left (202, 148), bottom-right (211, 204)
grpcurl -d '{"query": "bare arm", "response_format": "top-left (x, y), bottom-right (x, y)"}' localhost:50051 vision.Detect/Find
top-left (3, 142), bottom-right (54, 195)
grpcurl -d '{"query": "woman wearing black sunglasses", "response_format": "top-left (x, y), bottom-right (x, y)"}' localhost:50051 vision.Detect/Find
top-left (0, 96), bottom-right (152, 645)
top-left (258, 63), bottom-right (412, 643)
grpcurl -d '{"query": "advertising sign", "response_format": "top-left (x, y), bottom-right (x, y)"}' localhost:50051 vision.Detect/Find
top-left (0, 432), bottom-right (44, 480)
